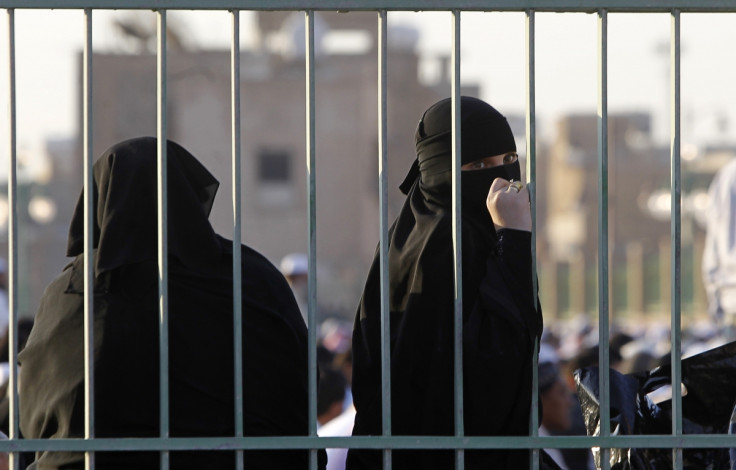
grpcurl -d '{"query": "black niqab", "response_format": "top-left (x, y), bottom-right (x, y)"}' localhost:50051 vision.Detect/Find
top-left (20, 137), bottom-right (325, 469)
top-left (348, 97), bottom-right (542, 470)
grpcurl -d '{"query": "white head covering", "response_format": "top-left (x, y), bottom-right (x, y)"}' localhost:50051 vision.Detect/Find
top-left (280, 253), bottom-right (308, 277)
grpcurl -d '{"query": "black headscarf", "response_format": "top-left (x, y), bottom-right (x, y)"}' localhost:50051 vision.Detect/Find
top-left (348, 97), bottom-right (540, 470)
top-left (401, 96), bottom-right (519, 215)
top-left (66, 136), bottom-right (222, 276)
top-left (20, 137), bottom-right (325, 469)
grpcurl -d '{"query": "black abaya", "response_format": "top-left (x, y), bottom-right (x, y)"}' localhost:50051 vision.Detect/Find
top-left (347, 97), bottom-right (543, 469)
top-left (19, 137), bottom-right (326, 469)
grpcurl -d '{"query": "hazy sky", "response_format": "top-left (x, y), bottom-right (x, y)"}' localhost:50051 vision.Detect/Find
top-left (0, 9), bottom-right (735, 162)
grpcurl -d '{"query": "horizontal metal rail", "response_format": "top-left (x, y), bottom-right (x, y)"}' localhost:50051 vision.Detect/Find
top-left (1, 435), bottom-right (736, 452)
top-left (0, 1), bottom-right (735, 11)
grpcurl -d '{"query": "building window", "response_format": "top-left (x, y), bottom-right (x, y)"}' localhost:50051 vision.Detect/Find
top-left (257, 148), bottom-right (294, 207)
top-left (258, 149), bottom-right (292, 183)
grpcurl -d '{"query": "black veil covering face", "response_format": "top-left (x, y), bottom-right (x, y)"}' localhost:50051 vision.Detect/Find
top-left (401, 94), bottom-right (520, 219)
top-left (348, 97), bottom-right (543, 469)
top-left (19, 137), bottom-right (326, 470)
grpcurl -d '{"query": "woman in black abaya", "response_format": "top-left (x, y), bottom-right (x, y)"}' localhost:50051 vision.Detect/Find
top-left (348, 97), bottom-right (544, 469)
top-left (19, 137), bottom-right (326, 469)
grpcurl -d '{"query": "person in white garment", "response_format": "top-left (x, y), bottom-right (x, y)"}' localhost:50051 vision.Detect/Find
top-left (703, 158), bottom-right (736, 341)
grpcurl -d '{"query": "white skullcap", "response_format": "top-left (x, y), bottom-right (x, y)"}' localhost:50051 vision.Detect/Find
top-left (280, 253), bottom-right (308, 276)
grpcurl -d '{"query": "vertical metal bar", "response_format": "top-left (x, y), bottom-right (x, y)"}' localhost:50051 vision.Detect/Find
top-left (156, 9), bottom-right (170, 470)
top-left (82, 8), bottom-right (95, 470)
top-left (377, 9), bottom-right (392, 470)
top-left (597, 9), bottom-right (611, 470)
top-left (304, 10), bottom-right (318, 470)
top-left (5, 9), bottom-right (18, 470)
top-left (525, 9), bottom-right (540, 470)
top-left (230, 9), bottom-right (244, 470)
top-left (669, 9), bottom-right (683, 470)
top-left (450, 10), bottom-right (464, 470)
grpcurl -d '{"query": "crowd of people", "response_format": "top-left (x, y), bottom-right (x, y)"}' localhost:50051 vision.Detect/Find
top-left (0, 95), bottom-right (733, 470)
top-left (312, 310), bottom-right (733, 470)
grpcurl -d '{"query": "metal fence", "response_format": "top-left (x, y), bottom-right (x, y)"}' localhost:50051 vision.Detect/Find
top-left (2, 2), bottom-right (736, 470)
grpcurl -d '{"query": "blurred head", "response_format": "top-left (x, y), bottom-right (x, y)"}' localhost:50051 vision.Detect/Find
top-left (539, 361), bottom-right (574, 432)
top-left (280, 253), bottom-right (308, 288)
top-left (541, 377), bottom-right (573, 432)
top-left (539, 344), bottom-right (573, 432)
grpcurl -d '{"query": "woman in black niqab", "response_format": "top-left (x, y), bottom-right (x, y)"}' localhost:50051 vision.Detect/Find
top-left (347, 97), bottom-right (544, 469)
top-left (19, 137), bottom-right (326, 469)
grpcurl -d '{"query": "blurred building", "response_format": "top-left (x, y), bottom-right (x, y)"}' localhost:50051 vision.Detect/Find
top-left (537, 112), bottom-right (717, 320)
top-left (0, 138), bottom-right (77, 318)
top-left (79, 11), bottom-right (479, 319)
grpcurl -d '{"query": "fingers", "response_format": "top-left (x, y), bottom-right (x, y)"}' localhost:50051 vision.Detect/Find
top-left (489, 178), bottom-right (526, 197)
top-left (486, 178), bottom-right (532, 232)
top-left (507, 180), bottom-right (524, 193)
top-left (489, 177), bottom-right (511, 194)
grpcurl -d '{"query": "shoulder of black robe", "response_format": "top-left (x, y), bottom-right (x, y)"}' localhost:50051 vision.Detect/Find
top-left (348, 97), bottom-right (542, 470)
top-left (20, 137), bottom-right (326, 470)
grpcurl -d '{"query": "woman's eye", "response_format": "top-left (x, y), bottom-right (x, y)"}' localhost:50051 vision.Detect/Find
top-left (475, 161), bottom-right (487, 169)
top-left (504, 154), bottom-right (518, 164)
